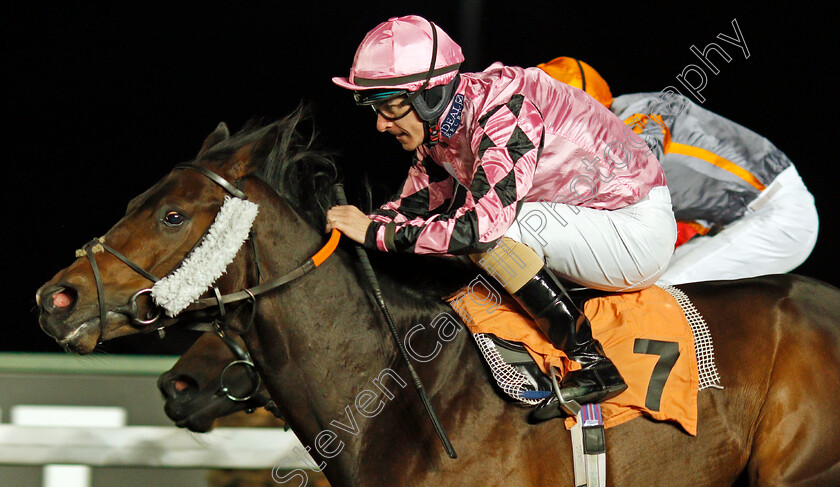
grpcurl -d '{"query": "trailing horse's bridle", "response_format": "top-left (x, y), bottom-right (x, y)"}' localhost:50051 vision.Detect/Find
top-left (214, 328), bottom-right (262, 402)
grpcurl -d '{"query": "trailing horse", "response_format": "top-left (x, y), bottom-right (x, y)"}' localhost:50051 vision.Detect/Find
top-left (37, 111), bottom-right (840, 486)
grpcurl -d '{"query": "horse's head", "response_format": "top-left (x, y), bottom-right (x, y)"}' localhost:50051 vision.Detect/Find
top-left (36, 116), bottom-right (300, 354)
top-left (158, 331), bottom-right (273, 433)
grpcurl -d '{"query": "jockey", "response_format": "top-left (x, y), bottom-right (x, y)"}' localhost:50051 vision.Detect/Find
top-left (328, 15), bottom-right (677, 411)
top-left (539, 57), bottom-right (819, 285)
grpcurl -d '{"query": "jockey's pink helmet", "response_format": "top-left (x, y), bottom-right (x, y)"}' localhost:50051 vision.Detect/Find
top-left (332, 15), bottom-right (464, 92)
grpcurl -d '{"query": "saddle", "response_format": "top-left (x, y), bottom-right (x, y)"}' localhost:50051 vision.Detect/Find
top-left (447, 278), bottom-right (721, 486)
top-left (447, 276), bottom-right (719, 435)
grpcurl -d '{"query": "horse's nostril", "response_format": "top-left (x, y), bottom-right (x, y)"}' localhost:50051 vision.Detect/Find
top-left (161, 375), bottom-right (198, 400)
top-left (41, 286), bottom-right (78, 313)
top-left (52, 288), bottom-right (76, 309)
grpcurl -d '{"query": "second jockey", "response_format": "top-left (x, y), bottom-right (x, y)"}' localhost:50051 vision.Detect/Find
top-left (327, 16), bottom-right (677, 411)
top-left (538, 56), bottom-right (819, 285)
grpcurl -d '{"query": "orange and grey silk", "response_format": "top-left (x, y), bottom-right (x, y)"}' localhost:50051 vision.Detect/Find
top-left (611, 92), bottom-right (792, 231)
top-left (365, 63), bottom-right (667, 255)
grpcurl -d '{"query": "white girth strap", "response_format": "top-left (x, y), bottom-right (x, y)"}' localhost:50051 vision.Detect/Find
top-left (151, 196), bottom-right (259, 317)
top-left (571, 403), bottom-right (606, 487)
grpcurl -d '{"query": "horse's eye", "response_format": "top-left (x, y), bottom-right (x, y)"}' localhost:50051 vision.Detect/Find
top-left (163, 211), bottom-right (185, 227)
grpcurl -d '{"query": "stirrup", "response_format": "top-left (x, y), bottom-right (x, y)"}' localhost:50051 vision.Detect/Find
top-left (528, 366), bottom-right (582, 423)
top-left (552, 366), bottom-right (583, 416)
top-left (557, 360), bottom-right (628, 406)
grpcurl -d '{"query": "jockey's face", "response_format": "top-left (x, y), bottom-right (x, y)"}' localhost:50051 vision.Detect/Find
top-left (374, 97), bottom-right (425, 151)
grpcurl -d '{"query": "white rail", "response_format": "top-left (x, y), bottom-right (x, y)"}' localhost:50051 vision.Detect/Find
top-left (0, 424), bottom-right (309, 469)
top-left (0, 354), bottom-right (314, 486)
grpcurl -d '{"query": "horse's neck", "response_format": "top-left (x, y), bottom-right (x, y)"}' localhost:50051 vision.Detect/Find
top-left (241, 214), bottom-right (488, 484)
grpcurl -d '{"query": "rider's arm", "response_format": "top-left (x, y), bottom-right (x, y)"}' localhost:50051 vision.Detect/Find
top-left (365, 95), bottom-right (543, 255)
top-left (367, 152), bottom-right (456, 225)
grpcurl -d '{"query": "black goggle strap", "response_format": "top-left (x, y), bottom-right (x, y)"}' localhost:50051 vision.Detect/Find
top-left (406, 19), bottom-right (439, 105)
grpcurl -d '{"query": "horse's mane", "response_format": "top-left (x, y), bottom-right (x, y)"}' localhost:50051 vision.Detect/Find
top-left (201, 105), bottom-right (338, 229)
top-left (206, 107), bottom-right (474, 303)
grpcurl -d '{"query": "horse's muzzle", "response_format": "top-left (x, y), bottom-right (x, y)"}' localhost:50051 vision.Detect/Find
top-left (37, 282), bottom-right (102, 353)
top-left (158, 371), bottom-right (221, 433)
top-left (37, 283), bottom-right (80, 339)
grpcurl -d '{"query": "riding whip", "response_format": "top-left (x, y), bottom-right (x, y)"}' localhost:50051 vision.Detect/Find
top-left (333, 184), bottom-right (457, 459)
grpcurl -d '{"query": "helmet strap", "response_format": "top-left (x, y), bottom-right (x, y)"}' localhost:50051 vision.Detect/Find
top-left (424, 120), bottom-right (441, 147)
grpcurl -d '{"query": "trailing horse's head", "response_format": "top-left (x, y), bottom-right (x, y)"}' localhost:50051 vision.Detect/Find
top-left (36, 109), bottom-right (333, 354)
top-left (158, 332), bottom-right (273, 432)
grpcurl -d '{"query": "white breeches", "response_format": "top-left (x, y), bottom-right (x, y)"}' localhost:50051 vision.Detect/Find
top-left (656, 166), bottom-right (819, 286)
top-left (505, 186), bottom-right (677, 292)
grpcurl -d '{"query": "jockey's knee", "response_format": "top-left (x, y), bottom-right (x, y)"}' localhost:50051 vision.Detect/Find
top-left (469, 238), bottom-right (544, 294)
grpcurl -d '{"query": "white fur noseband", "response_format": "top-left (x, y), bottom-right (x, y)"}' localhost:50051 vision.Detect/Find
top-left (151, 196), bottom-right (259, 317)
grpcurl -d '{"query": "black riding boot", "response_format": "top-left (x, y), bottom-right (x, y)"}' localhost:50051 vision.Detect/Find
top-left (511, 267), bottom-right (627, 411)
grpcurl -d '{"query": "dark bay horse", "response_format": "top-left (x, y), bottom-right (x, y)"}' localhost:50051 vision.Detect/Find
top-left (158, 331), bottom-right (275, 433)
top-left (37, 112), bottom-right (840, 486)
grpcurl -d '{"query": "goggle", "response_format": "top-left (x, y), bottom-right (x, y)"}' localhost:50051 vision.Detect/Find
top-left (354, 90), bottom-right (414, 121)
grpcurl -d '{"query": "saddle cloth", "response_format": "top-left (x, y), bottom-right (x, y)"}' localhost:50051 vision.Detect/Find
top-left (447, 280), bottom-right (714, 436)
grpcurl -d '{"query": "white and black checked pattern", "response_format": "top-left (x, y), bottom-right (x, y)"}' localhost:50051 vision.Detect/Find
top-left (472, 333), bottom-right (545, 406)
top-left (660, 285), bottom-right (723, 390)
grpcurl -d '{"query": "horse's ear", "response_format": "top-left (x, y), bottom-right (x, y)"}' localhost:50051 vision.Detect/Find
top-left (197, 122), bottom-right (230, 158)
top-left (226, 124), bottom-right (279, 180)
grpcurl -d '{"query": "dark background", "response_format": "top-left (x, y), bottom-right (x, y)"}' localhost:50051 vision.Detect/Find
top-left (5, 2), bottom-right (837, 353)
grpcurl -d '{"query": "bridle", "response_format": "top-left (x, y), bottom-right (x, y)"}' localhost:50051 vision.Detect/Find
top-left (78, 162), bottom-right (453, 452)
top-left (215, 328), bottom-right (263, 403)
top-left (78, 162), bottom-right (339, 350)
top-left (79, 162), bottom-right (338, 415)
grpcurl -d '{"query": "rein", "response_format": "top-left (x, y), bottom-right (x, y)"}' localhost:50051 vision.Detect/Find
top-left (182, 232), bottom-right (338, 313)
